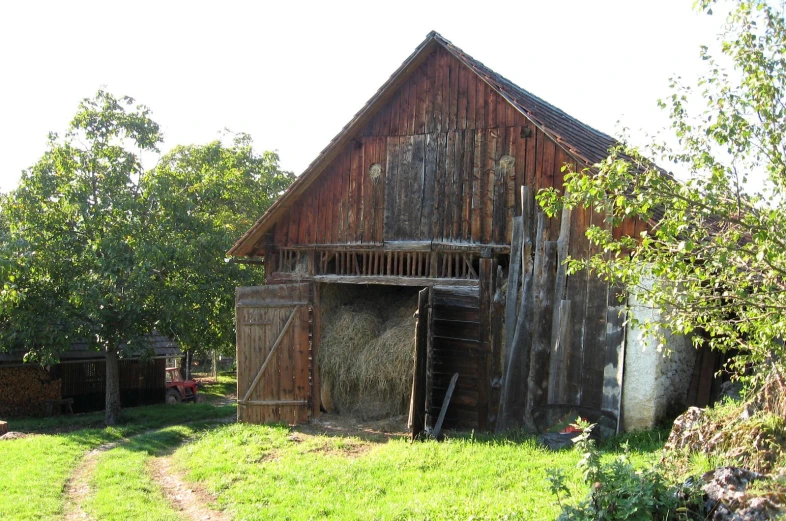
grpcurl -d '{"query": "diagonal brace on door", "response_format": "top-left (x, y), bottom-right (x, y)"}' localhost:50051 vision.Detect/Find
top-left (241, 306), bottom-right (300, 403)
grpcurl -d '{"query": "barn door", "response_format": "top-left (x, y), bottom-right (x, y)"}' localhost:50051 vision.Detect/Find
top-left (236, 283), bottom-right (312, 425)
top-left (409, 285), bottom-right (487, 435)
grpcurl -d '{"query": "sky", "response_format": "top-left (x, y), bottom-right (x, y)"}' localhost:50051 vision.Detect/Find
top-left (0, 1), bottom-right (727, 192)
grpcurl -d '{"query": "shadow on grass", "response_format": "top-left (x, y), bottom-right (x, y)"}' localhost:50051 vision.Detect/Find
top-left (113, 421), bottom-right (230, 457)
top-left (9, 402), bottom-right (237, 434)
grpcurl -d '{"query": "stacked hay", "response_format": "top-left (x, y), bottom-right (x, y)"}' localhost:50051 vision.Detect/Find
top-left (318, 284), bottom-right (417, 420)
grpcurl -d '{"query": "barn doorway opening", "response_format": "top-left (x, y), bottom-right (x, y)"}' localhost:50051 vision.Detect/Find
top-left (317, 283), bottom-right (419, 420)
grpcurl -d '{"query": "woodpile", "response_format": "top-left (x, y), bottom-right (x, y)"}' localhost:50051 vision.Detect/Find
top-left (0, 366), bottom-right (61, 417)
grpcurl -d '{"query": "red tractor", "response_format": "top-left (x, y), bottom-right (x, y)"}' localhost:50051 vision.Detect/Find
top-left (165, 367), bottom-right (205, 404)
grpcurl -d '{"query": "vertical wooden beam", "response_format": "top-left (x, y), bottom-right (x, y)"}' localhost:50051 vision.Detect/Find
top-left (504, 216), bottom-right (523, 365)
top-left (409, 287), bottom-right (430, 439)
top-left (424, 287), bottom-right (436, 429)
top-left (498, 187), bottom-right (534, 430)
top-left (478, 257), bottom-right (496, 431)
top-left (524, 239), bottom-right (557, 430)
top-left (489, 263), bottom-right (505, 431)
top-left (548, 204), bottom-right (572, 407)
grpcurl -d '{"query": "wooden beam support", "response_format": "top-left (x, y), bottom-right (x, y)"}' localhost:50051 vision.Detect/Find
top-left (409, 287), bottom-right (430, 439)
top-left (269, 273), bottom-right (481, 287)
top-left (238, 400), bottom-right (309, 406)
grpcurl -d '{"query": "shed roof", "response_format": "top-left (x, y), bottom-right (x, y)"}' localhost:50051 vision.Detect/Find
top-left (0, 333), bottom-right (181, 364)
top-left (229, 31), bottom-right (620, 257)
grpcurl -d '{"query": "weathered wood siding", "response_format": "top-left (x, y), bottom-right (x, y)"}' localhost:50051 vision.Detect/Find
top-left (271, 47), bottom-right (571, 249)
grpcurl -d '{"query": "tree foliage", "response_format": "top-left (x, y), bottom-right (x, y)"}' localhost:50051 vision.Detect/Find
top-left (145, 134), bottom-right (293, 356)
top-left (0, 92), bottom-right (293, 423)
top-left (537, 0), bottom-right (786, 383)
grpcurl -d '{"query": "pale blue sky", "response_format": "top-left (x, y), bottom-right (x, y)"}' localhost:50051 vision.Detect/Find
top-left (0, 0), bottom-right (725, 192)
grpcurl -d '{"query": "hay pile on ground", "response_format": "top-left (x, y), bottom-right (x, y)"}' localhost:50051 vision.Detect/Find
top-left (318, 284), bottom-right (417, 420)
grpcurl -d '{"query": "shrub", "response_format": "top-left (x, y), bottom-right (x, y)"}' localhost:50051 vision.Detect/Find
top-left (548, 421), bottom-right (703, 520)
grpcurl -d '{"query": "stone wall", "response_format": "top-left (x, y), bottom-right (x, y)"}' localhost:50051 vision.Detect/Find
top-left (622, 278), bottom-right (697, 431)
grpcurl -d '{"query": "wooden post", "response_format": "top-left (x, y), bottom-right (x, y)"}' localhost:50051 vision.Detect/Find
top-left (489, 264), bottom-right (505, 430)
top-left (498, 187), bottom-right (535, 430)
top-left (409, 288), bottom-right (430, 439)
top-left (504, 216), bottom-right (523, 367)
top-left (311, 283), bottom-right (322, 417)
top-left (524, 239), bottom-right (558, 430)
top-left (478, 257), bottom-right (496, 431)
top-left (548, 204), bottom-right (572, 408)
top-left (424, 288), bottom-right (436, 429)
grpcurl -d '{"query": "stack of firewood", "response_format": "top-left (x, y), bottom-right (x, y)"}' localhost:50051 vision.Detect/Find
top-left (0, 366), bottom-right (61, 417)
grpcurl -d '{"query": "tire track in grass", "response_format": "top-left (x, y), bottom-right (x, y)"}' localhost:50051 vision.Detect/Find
top-left (63, 439), bottom-right (126, 520)
top-left (147, 454), bottom-right (230, 521)
top-left (62, 417), bottom-right (234, 521)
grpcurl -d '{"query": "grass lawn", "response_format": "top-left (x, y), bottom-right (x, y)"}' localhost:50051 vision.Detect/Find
top-left (195, 374), bottom-right (238, 402)
top-left (174, 424), bottom-right (665, 520)
top-left (0, 402), bottom-right (236, 521)
top-left (0, 372), bottom-right (670, 521)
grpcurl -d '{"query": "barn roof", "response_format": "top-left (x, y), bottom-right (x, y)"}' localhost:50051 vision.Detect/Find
top-left (229, 31), bottom-right (620, 257)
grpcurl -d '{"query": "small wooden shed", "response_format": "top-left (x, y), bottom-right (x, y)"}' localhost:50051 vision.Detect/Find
top-left (229, 32), bottom-right (699, 433)
top-left (0, 335), bottom-right (180, 415)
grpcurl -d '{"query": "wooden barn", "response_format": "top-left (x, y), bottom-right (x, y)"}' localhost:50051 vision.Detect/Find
top-left (229, 32), bottom-right (703, 433)
top-left (0, 335), bottom-right (180, 416)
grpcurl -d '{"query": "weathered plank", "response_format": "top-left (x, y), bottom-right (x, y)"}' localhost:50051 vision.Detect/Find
top-left (409, 288), bottom-right (430, 439)
top-left (471, 129), bottom-right (483, 242)
top-left (602, 304), bottom-right (626, 427)
top-left (478, 257), bottom-right (496, 431)
top-left (432, 373), bottom-right (459, 439)
top-left (448, 53), bottom-right (458, 131)
top-left (492, 128), bottom-right (507, 244)
top-left (489, 263), bottom-right (505, 430)
top-left (383, 137), bottom-right (400, 240)
top-left (424, 287), bottom-right (436, 428)
top-left (524, 239), bottom-right (557, 430)
top-left (504, 216), bottom-right (524, 357)
top-left (547, 204), bottom-right (572, 406)
top-left (563, 204), bottom-right (590, 405)
top-left (580, 207), bottom-right (610, 411)
top-left (498, 188), bottom-right (535, 430)
top-left (466, 67), bottom-right (477, 130)
top-left (445, 131), bottom-right (458, 241)
top-left (483, 128), bottom-right (497, 242)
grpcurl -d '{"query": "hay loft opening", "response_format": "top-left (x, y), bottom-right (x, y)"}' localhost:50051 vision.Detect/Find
top-left (318, 283), bottom-right (418, 420)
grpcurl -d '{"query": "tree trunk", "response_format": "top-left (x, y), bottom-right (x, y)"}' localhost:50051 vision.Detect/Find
top-left (180, 350), bottom-right (192, 380)
top-left (104, 346), bottom-right (122, 425)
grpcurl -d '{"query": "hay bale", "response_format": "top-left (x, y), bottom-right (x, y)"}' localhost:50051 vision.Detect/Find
top-left (318, 284), bottom-right (417, 420)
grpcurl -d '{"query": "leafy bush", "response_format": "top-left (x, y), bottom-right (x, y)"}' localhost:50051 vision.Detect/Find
top-left (548, 421), bottom-right (703, 520)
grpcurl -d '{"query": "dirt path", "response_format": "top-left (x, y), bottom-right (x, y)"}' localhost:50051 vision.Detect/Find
top-left (63, 441), bottom-right (122, 521)
top-left (147, 455), bottom-right (230, 521)
top-left (62, 416), bottom-right (234, 521)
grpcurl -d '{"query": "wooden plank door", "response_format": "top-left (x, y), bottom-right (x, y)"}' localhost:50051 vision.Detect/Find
top-left (236, 284), bottom-right (312, 425)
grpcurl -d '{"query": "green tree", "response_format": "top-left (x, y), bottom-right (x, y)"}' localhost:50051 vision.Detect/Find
top-left (538, 0), bottom-right (786, 385)
top-left (1, 91), bottom-right (164, 424)
top-left (145, 134), bottom-right (293, 367)
top-left (1, 93), bottom-right (294, 424)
